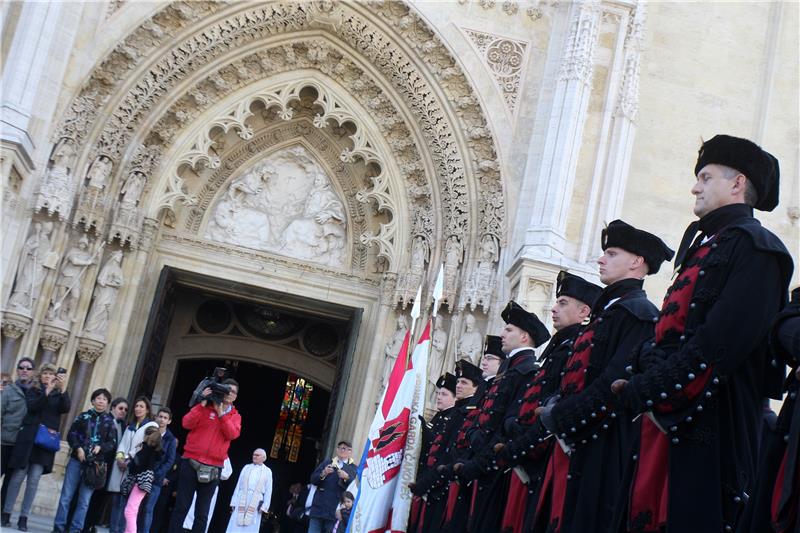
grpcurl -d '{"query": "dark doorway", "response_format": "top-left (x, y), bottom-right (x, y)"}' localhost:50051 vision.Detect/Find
top-left (168, 358), bottom-right (331, 532)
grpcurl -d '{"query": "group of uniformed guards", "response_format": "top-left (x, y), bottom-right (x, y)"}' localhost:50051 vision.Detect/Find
top-left (407, 134), bottom-right (799, 533)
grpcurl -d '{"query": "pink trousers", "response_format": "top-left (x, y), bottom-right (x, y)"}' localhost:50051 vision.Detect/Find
top-left (124, 485), bottom-right (147, 533)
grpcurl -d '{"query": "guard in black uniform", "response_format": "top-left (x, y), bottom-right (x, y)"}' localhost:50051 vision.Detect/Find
top-left (494, 271), bottom-right (602, 533)
top-left (441, 337), bottom-right (505, 533)
top-left (612, 135), bottom-right (793, 533)
top-left (411, 363), bottom-right (484, 533)
top-left (409, 373), bottom-right (457, 533)
top-left (456, 301), bottom-right (550, 533)
top-left (533, 220), bottom-right (674, 533)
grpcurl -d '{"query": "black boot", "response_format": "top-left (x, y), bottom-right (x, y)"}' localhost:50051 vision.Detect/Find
top-left (17, 516), bottom-right (27, 531)
top-left (1, 512), bottom-right (11, 527)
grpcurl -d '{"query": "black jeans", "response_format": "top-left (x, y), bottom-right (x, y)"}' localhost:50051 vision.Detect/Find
top-left (167, 459), bottom-right (219, 533)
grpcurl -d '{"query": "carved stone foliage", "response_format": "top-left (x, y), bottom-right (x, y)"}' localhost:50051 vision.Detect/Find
top-left (463, 29), bottom-right (529, 115)
top-left (616, 4), bottom-right (646, 120)
top-left (48, 1), bottom-right (506, 311)
top-left (559, 0), bottom-right (602, 87)
top-left (205, 146), bottom-right (348, 268)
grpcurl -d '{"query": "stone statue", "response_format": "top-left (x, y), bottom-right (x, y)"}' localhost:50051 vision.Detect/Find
top-left (427, 321), bottom-right (448, 404)
top-left (8, 221), bottom-right (56, 312)
top-left (280, 171), bottom-right (346, 266)
top-left (36, 140), bottom-right (76, 217)
top-left (410, 235), bottom-right (428, 272)
top-left (455, 313), bottom-right (482, 365)
top-left (120, 171), bottom-right (146, 206)
top-left (87, 156), bottom-right (112, 190)
top-left (383, 314), bottom-right (409, 387)
top-left (46, 235), bottom-right (99, 324)
top-left (83, 251), bottom-right (124, 337)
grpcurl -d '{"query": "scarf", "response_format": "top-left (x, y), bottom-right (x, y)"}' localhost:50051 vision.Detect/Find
top-left (236, 464), bottom-right (268, 527)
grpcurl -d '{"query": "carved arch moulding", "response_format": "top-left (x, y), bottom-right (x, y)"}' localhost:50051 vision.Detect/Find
top-left (38, 0), bottom-right (506, 312)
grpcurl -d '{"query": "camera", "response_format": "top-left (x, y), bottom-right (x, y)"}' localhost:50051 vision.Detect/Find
top-left (189, 367), bottom-right (232, 407)
top-left (57, 367), bottom-right (67, 375)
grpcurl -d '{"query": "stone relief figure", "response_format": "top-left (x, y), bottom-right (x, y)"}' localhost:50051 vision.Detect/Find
top-left (83, 251), bottom-right (124, 337)
top-left (36, 140), bottom-right (77, 217)
top-left (205, 146), bottom-right (348, 268)
top-left (427, 321), bottom-right (448, 404)
top-left (455, 313), bottom-right (483, 365)
top-left (46, 235), bottom-right (99, 324)
top-left (120, 171), bottom-right (146, 206)
top-left (280, 171), bottom-right (346, 266)
top-left (383, 314), bottom-right (409, 388)
top-left (8, 221), bottom-right (56, 312)
top-left (410, 235), bottom-right (429, 272)
top-left (87, 156), bottom-right (112, 190)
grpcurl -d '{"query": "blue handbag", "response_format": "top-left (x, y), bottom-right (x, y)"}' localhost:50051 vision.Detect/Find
top-left (34, 424), bottom-right (61, 452)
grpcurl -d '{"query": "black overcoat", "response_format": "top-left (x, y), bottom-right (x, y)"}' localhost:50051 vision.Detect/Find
top-left (8, 386), bottom-right (71, 474)
top-left (617, 205), bottom-right (793, 533)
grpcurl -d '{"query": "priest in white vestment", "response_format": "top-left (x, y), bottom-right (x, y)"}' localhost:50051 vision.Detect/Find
top-left (226, 448), bottom-right (273, 533)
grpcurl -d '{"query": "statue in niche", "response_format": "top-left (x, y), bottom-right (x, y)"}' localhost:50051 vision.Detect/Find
top-left (37, 140), bottom-right (76, 215)
top-left (455, 313), bottom-right (483, 365)
top-left (46, 235), bottom-right (99, 324)
top-left (120, 171), bottom-right (146, 206)
top-left (427, 321), bottom-right (448, 404)
top-left (382, 314), bottom-right (409, 389)
top-left (50, 140), bottom-right (75, 179)
top-left (279, 171), bottom-right (346, 266)
top-left (410, 235), bottom-right (428, 272)
top-left (86, 156), bottom-right (112, 190)
top-left (83, 251), bottom-right (124, 337)
top-left (8, 221), bottom-right (57, 312)
top-left (204, 146), bottom-right (347, 268)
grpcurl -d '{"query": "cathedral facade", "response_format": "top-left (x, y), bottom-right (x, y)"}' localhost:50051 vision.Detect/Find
top-left (1, 0), bottom-right (798, 514)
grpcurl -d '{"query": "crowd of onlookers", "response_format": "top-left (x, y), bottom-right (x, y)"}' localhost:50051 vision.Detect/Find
top-left (1, 359), bottom-right (358, 533)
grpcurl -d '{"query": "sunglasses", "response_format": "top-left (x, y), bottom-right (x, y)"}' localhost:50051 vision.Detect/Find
top-left (17, 366), bottom-right (33, 370)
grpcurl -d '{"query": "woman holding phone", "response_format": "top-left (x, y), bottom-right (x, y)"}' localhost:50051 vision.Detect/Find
top-left (2, 363), bottom-right (71, 531)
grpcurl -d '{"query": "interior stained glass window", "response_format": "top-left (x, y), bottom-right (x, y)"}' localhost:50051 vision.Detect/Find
top-left (270, 374), bottom-right (313, 462)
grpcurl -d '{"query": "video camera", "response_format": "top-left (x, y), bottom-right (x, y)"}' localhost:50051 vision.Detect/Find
top-left (189, 367), bottom-right (233, 407)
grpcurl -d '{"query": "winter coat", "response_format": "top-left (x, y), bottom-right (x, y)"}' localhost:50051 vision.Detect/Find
top-left (8, 386), bottom-right (71, 474)
top-left (1, 382), bottom-right (28, 444)
top-left (182, 403), bottom-right (241, 467)
top-left (309, 458), bottom-right (357, 520)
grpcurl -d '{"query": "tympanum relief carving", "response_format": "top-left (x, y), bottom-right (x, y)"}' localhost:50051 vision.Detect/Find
top-left (205, 146), bottom-right (347, 268)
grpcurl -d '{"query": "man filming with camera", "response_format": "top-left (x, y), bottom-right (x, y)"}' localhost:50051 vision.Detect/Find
top-left (168, 376), bottom-right (241, 533)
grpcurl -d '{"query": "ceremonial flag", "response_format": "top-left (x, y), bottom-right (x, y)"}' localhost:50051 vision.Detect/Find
top-left (348, 322), bottom-right (431, 533)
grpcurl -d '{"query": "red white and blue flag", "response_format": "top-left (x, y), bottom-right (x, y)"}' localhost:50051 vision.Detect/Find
top-left (348, 321), bottom-right (431, 533)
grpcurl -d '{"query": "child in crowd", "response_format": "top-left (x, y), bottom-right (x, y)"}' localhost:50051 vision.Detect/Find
top-left (333, 491), bottom-right (354, 533)
top-left (122, 427), bottom-right (163, 533)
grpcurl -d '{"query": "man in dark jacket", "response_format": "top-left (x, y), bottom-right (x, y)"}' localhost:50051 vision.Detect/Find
top-left (455, 301), bottom-right (551, 533)
top-left (493, 271), bottom-right (601, 533)
top-left (143, 407), bottom-right (177, 533)
top-left (1, 358), bottom-right (34, 478)
top-left (307, 440), bottom-right (358, 533)
top-left (738, 287), bottom-right (800, 533)
top-left (612, 135), bottom-right (793, 533)
top-left (532, 220), bottom-right (673, 533)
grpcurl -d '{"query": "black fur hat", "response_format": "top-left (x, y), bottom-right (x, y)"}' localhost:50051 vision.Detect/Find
top-left (601, 220), bottom-right (675, 275)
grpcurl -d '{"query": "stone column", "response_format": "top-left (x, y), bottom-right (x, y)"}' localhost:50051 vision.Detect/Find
top-left (64, 337), bottom-right (105, 427)
top-left (1, 311), bottom-right (32, 373)
top-left (38, 323), bottom-right (69, 365)
top-left (516, 0), bottom-right (602, 261)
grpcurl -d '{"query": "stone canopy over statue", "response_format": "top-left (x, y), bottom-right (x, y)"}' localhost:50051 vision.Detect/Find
top-left (205, 146), bottom-right (347, 268)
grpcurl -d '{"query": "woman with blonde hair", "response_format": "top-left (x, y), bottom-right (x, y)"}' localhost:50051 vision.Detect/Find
top-left (2, 363), bottom-right (71, 531)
